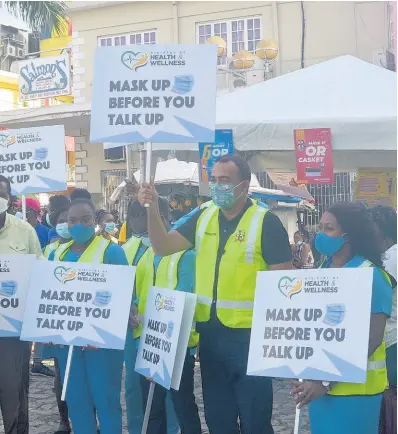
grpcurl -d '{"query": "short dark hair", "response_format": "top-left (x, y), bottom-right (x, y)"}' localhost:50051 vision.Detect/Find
top-left (370, 205), bottom-right (397, 244)
top-left (69, 198), bottom-right (96, 216)
top-left (49, 195), bottom-right (70, 211)
top-left (215, 155), bottom-right (251, 182)
top-left (70, 188), bottom-right (91, 201)
top-left (0, 175), bottom-right (11, 195)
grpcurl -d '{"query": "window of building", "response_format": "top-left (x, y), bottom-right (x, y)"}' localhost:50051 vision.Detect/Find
top-left (197, 17), bottom-right (262, 65)
top-left (98, 31), bottom-right (156, 47)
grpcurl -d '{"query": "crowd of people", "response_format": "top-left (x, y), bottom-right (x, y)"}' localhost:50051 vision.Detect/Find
top-left (0, 154), bottom-right (395, 434)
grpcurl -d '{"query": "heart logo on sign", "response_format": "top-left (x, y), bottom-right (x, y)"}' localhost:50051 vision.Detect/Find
top-left (54, 266), bottom-right (77, 284)
top-left (278, 276), bottom-right (303, 299)
top-left (121, 51), bottom-right (149, 72)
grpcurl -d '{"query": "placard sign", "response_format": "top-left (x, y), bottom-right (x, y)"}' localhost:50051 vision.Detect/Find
top-left (21, 261), bottom-right (136, 350)
top-left (294, 128), bottom-right (334, 184)
top-left (247, 268), bottom-right (373, 383)
top-left (0, 254), bottom-right (35, 337)
top-left (90, 44), bottom-right (217, 144)
top-left (0, 125), bottom-right (66, 195)
top-left (135, 286), bottom-right (196, 390)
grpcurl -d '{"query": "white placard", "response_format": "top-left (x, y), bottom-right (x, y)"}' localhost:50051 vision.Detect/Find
top-left (90, 44), bottom-right (217, 145)
top-left (135, 286), bottom-right (196, 390)
top-left (247, 268), bottom-right (373, 383)
top-left (0, 125), bottom-right (66, 195)
top-left (18, 54), bottom-right (71, 101)
top-left (20, 261), bottom-right (136, 350)
top-left (0, 254), bottom-right (35, 337)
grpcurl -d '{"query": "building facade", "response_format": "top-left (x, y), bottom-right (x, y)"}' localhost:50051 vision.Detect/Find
top-left (65, 1), bottom-right (391, 205)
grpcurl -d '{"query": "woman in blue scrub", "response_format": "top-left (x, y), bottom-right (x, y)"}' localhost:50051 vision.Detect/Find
top-left (48, 198), bottom-right (129, 434)
top-left (291, 202), bottom-right (393, 434)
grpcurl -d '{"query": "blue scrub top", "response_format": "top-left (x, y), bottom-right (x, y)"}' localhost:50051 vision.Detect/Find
top-left (309, 255), bottom-right (393, 434)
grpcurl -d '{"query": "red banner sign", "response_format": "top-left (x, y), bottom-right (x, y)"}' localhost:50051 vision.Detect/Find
top-left (294, 128), bottom-right (334, 184)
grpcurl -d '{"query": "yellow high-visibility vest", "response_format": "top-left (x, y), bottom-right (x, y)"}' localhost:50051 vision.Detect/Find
top-left (53, 236), bottom-right (110, 263)
top-left (195, 201), bottom-right (268, 328)
top-left (122, 236), bottom-right (142, 265)
top-left (134, 249), bottom-right (199, 348)
top-left (44, 240), bottom-right (60, 259)
top-left (329, 259), bottom-right (390, 396)
top-left (156, 251), bottom-right (199, 348)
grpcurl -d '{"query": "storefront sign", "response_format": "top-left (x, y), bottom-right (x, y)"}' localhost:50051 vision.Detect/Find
top-left (0, 255), bottom-right (35, 337)
top-left (0, 125), bottom-right (67, 195)
top-left (354, 169), bottom-right (397, 209)
top-left (247, 268), bottom-right (373, 383)
top-left (294, 128), bottom-right (334, 184)
top-left (20, 261), bottom-right (136, 350)
top-left (135, 286), bottom-right (196, 390)
top-left (18, 55), bottom-right (71, 101)
top-left (90, 44), bottom-right (217, 144)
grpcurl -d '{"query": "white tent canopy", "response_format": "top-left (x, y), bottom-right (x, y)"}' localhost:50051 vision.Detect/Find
top-left (216, 55), bottom-right (397, 156)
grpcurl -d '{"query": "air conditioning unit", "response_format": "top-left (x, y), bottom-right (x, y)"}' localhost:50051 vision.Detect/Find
top-left (7, 45), bottom-right (16, 57)
top-left (16, 48), bottom-right (25, 58)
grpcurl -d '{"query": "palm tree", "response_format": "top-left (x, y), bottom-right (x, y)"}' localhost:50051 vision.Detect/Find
top-left (4, 1), bottom-right (68, 35)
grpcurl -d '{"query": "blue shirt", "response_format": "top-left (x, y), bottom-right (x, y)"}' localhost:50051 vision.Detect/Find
top-left (48, 241), bottom-right (129, 266)
top-left (48, 227), bottom-right (58, 242)
top-left (322, 255), bottom-right (392, 316)
top-left (35, 222), bottom-right (49, 249)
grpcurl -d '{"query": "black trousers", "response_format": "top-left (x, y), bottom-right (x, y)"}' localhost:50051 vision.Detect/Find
top-left (0, 338), bottom-right (30, 434)
top-left (199, 331), bottom-right (274, 434)
top-left (140, 351), bottom-right (201, 434)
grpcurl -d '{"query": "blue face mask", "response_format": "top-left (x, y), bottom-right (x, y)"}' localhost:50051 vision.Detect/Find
top-left (56, 222), bottom-right (72, 240)
top-left (70, 224), bottom-right (95, 244)
top-left (209, 182), bottom-right (243, 209)
top-left (0, 281), bottom-right (17, 297)
top-left (93, 291), bottom-right (112, 307)
top-left (15, 211), bottom-right (24, 220)
top-left (105, 222), bottom-right (116, 234)
top-left (315, 231), bottom-right (346, 257)
top-left (323, 304), bottom-right (345, 326)
top-left (173, 75), bottom-right (194, 94)
top-left (46, 213), bottom-right (51, 226)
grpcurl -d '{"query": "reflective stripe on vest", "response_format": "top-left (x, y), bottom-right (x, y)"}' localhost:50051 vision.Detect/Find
top-left (155, 251), bottom-right (199, 348)
top-left (195, 202), bottom-right (268, 328)
top-left (135, 250), bottom-right (183, 339)
top-left (328, 258), bottom-right (389, 396)
top-left (122, 236), bottom-right (142, 265)
top-left (133, 248), bottom-right (156, 339)
top-left (53, 236), bottom-right (110, 264)
top-left (44, 241), bottom-right (60, 259)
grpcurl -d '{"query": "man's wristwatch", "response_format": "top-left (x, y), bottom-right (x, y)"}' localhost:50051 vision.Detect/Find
top-left (322, 381), bottom-right (332, 392)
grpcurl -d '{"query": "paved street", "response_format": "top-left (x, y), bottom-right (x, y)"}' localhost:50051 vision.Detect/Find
top-left (0, 367), bottom-right (310, 434)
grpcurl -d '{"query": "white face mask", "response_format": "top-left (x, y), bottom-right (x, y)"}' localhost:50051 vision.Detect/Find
top-left (15, 211), bottom-right (24, 220)
top-left (0, 197), bottom-right (8, 214)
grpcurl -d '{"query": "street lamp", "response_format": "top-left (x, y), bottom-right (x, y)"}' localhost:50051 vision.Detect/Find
top-left (255, 38), bottom-right (279, 72)
top-left (232, 50), bottom-right (255, 69)
top-left (206, 36), bottom-right (227, 57)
